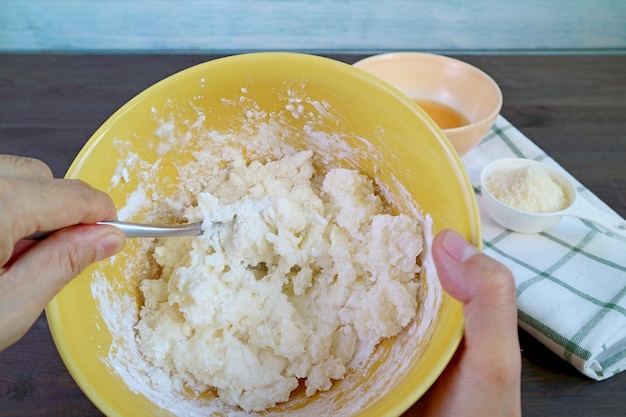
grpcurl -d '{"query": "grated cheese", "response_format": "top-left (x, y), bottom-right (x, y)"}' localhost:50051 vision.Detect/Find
top-left (485, 165), bottom-right (569, 213)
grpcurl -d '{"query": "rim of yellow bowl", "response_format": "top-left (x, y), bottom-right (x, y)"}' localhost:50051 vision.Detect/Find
top-left (45, 52), bottom-right (480, 417)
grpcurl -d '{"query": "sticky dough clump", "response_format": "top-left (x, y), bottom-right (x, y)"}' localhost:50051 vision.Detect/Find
top-left (135, 150), bottom-right (423, 412)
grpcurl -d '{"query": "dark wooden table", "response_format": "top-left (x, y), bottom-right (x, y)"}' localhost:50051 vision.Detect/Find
top-left (1, 54), bottom-right (625, 416)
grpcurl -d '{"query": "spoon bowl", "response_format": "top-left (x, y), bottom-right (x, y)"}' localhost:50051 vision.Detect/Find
top-left (481, 158), bottom-right (626, 237)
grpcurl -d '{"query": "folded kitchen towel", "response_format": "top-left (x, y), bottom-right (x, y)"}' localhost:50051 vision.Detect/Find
top-left (461, 115), bottom-right (626, 380)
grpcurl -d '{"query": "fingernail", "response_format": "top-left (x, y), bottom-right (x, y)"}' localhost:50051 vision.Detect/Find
top-left (441, 230), bottom-right (480, 262)
top-left (96, 232), bottom-right (125, 261)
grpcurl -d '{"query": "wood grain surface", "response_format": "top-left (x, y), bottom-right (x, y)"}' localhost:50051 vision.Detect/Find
top-left (2, 1), bottom-right (626, 53)
top-left (0, 54), bottom-right (625, 416)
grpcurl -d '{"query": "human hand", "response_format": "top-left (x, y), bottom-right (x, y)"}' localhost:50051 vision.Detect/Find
top-left (419, 229), bottom-right (521, 417)
top-left (0, 155), bottom-right (126, 351)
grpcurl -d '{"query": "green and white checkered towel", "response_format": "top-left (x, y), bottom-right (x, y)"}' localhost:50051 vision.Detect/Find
top-left (461, 115), bottom-right (626, 381)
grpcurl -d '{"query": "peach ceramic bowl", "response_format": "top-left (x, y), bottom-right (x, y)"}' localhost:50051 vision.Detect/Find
top-left (353, 52), bottom-right (503, 156)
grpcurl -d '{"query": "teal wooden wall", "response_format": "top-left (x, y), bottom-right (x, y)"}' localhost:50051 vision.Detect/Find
top-left (1, 0), bottom-right (625, 53)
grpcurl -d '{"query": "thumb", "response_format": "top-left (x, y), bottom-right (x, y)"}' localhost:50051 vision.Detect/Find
top-left (23, 225), bottom-right (125, 303)
top-left (433, 229), bottom-right (519, 346)
top-left (421, 229), bottom-right (521, 417)
top-left (10, 224), bottom-right (125, 309)
top-left (0, 224), bottom-right (125, 350)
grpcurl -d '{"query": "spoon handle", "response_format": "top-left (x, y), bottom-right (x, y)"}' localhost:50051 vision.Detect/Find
top-left (25, 220), bottom-right (203, 240)
top-left (100, 220), bottom-right (203, 238)
top-left (567, 199), bottom-right (626, 238)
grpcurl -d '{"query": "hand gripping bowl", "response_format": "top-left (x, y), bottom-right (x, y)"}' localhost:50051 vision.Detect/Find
top-left (46, 53), bottom-right (480, 417)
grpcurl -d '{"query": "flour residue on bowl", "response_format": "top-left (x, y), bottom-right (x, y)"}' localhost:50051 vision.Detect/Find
top-left (91, 82), bottom-right (442, 416)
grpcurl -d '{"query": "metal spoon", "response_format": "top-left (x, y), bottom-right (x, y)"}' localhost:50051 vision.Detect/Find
top-left (26, 220), bottom-right (203, 240)
top-left (26, 220), bottom-right (270, 272)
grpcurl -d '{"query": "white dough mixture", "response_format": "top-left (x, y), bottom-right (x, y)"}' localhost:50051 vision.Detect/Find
top-left (135, 150), bottom-right (423, 412)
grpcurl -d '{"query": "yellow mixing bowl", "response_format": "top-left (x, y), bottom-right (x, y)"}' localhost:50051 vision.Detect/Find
top-left (46, 53), bottom-right (480, 417)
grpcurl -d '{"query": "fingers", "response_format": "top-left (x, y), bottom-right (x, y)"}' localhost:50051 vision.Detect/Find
top-left (0, 154), bottom-right (53, 178)
top-left (0, 224), bottom-right (125, 351)
top-left (0, 155), bottom-right (117, 265)
top-left (0, 177), bottom-right (118, 264)
top-left (0, 155), bottom-right (125, 351)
